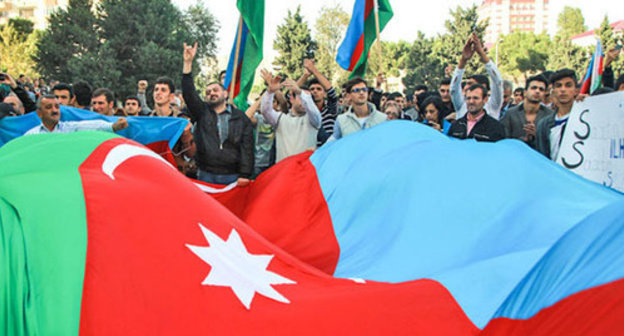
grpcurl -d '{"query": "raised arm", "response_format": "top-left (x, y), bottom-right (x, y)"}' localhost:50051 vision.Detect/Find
top-left (181, 42), bottom-right (203, 121)
top-left (473, 35), bottom-right (503, 119)
top-left (304, 59), bottom-right (331, 90)
top-left (244, 97), bottom-right (262, 125)
top-left (451, 36), bottom-right (475, 116)
top-left (259, 69), bottom-right (283, 126)
top-left (2, 73), bottom-right (36, 113)
top-left (283, 78), bottom-right (321, 129)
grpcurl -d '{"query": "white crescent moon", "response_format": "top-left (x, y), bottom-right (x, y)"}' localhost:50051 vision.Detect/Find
top-left (101, 144), bottom-right (175, 180)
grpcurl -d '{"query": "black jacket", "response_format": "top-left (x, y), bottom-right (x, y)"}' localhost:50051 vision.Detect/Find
top-left (182, 73), bottom-right (254, 178)
top-left (448, 111), bottom-right (505, 142)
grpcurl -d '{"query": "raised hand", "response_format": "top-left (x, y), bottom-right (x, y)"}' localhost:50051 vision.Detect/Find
top-left (471, 33), bottom-right (489, 63)
top-left (113, 118), bottom-right (129, 132)
top-left (605, 46), bottom-right (621, 67)
top-left (303, 58), bottom-right (316, 72)
top-left (461, 37), bottom-right (475, 62)
top-left (260, 69), bottom-right (282, 93)
top-left (376, 72), bottom-right (386, 89)
top-left (183, 42), bottom-right (198, 63)
top-left (138, 80), bottom-right (148, 93)
top-left (282, 78), bottom-right (301, 95)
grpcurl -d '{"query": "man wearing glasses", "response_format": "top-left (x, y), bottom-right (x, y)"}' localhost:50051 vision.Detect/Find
top-left (500, 74), bottom-right (553, 149)
top-left (328, 77), bottom-right (387, 141)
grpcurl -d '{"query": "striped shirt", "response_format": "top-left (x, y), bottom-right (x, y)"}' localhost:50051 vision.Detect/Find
top-left (318, 87), bottom-right (338, 146)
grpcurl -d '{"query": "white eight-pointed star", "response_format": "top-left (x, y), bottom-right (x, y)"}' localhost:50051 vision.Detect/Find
top-left (186, 224), bottom-right (296, 309)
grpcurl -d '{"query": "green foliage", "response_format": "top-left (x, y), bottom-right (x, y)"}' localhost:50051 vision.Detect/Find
top-left (4, 18), bottom-right (34, 41)
top-left (273, 6), bottom-right (316, 80)
top-left (547, 34), bottom-right (588, 77)
top-left (432, 5), bottom-right (488, 74)
top-left (36, 0), bottom-right (218, 100)
top-left (557, 6), bottom-right (587, 39)
top-left (314, 4), bottom-right (349, 85)
top-left (0, 24), bottom-right (40, 77)
top-left (368, 41), bottom-right (411, 79)
top-left (596, 15), bottom-right (624, 80)
top-left (493, 32), bottom-right (551, 82)
top-left (402, 32), bottom-right (445, 94)
top-left (35, 0), bottom-right (99, 83)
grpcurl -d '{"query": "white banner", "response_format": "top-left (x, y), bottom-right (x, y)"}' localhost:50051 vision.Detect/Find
top-left (556, 91), bottom-right (624, 192)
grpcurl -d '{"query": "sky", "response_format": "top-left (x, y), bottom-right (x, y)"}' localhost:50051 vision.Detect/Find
top-left (173, 0), bottom-right (624, 65)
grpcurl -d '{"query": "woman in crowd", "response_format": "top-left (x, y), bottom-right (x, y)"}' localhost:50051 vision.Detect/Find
top-left (421, 96), bottom-right (451, 134)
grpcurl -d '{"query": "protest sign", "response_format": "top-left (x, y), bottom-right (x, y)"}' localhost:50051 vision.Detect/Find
top-left (557, 91), bottom-right (624, 192)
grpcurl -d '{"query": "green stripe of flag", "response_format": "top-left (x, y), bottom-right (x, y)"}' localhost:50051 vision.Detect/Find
top-left (233, 0), bottom-right (264, 110)
top-left (0, 132), bottom-right (118, 335)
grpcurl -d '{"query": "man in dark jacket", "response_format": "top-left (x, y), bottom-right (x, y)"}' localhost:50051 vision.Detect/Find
top-left (448, 84), bottom-right (505, 142)
top-left (182, 42), bottom-right (253, 186)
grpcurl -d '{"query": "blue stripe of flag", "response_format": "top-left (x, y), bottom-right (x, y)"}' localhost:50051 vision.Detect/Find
top-left (336, 0), bottom-right (366, 70)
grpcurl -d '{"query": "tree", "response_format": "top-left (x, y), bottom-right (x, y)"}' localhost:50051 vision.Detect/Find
top-left (0, 24), bottom-right (40, 77)
top-left (493, 32), bottom-right (551, 82)
top-left (432, 5), bottom-right (488, 74)
top-left (273, 6), bottom-right (316, 80)
top-left (36, 0), bottom-right (218, 100)
top-left (1, 18), bottom-right (34, 41)
top-left (314, 4), bottom-right (349, 85)
top-left (402, 32), bottom-right (445, 93)
top-left (557, 6), bottom-right (587, 39)
top-left (182, 2), bottom-right (219, 60)
top-left (35, 0), bottom-right (100, 83)
top-left (547, 35), bottom-right (587, 77)
top-left (368, 41), bottom-right (411, 79)
top-left (596, 15), bottom-right (624, 77)
top-left (546, 6), bottom-right (589, 78)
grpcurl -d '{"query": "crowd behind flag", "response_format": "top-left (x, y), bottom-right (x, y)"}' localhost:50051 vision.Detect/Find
top-left (2, 126), bottom-right (624, 334)
top-left (3, 1), bottom-right (624, 334)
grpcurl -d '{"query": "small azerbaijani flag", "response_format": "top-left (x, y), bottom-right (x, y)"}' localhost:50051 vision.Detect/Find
top-left (336, 0), bottom-right (393, 78)
top-left (224, 0), bottom-right (264, 110)
top-left (580, 39), bottom-right (604, 95)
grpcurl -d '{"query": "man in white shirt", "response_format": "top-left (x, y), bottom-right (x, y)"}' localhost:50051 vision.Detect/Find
top-left (25, 94), bottom-right (128, 135)
top-left (450, 33), bottom-right (504, 120)
top-left (260, 69), bottom-right (321, 162)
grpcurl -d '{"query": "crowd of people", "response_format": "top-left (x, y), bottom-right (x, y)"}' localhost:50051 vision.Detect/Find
top-left (1, 35), bottom-right (624, 186)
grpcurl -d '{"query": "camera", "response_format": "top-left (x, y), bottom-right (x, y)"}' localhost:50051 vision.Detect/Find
top-left (0, 74), bottom-right (6, 81)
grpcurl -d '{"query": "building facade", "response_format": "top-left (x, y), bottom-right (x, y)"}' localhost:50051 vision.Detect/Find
top-left (0, 0), bottom-right (69, 30)
top-left (478, 0), bottom-right (549, 46)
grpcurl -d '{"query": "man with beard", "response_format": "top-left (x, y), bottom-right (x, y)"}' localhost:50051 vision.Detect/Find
top-left (448, 84), bottom-right (505, 142)
top-left (500, 75), bottom-right (553, 149)
top-left (181, 42), bottom-right (253, 186)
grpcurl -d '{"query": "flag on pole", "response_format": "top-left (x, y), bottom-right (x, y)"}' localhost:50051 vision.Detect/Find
top-left (336, 0), bottom-right (393, 78)
top-left (580, 39), bottom-right (604, 95)
top-left (224, 0), bottom-right (264, 110)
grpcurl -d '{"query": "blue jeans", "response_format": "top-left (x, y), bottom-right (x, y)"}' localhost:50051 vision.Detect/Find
top-left (197, 170), bottom-right (238, 185)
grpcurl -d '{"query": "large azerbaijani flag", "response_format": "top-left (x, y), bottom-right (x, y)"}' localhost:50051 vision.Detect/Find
top-left (207, 121), bottom-right (624, 333)
top-left (224, 0), bottom-right (264, 110)
top-left (0, 132), bottom-right (481, 335)
top-left (336, 0), bottom-right (393, 78)
top-left (3, 123), bottom-right (624, 334)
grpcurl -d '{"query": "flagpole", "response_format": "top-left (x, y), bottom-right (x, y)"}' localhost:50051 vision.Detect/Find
top-left (229, 16), bottom-right (244, 105)
top-left (373, 0), bottom-right (384, 89)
